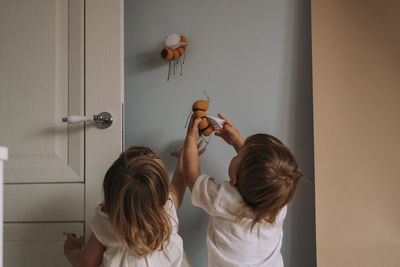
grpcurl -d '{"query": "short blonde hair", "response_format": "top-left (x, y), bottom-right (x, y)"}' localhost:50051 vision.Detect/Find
top-left (102, 146), bottom-right (172, 256)
top-left (236, 134), bottom-right (303, 228)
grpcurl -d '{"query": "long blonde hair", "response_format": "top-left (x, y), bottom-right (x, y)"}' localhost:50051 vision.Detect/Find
top-left (102, 146), bottom-right (172, 256)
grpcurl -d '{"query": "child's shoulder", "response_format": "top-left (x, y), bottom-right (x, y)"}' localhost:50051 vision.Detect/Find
top-left (217, 183), bottom-right (288, 227)
top-left (165, 194), bottom-right (178, 219)
top-left (214, 180), bottom-right (246, 217)
top-left (90, 205), bottom-right (120, 247)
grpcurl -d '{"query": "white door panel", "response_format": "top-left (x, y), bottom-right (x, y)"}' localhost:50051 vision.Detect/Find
top-left (4, 184), bottom-right (84, 222)
top-left (0, 147), bottom-right (7, 264)
top-left (0, 0), bottom-right (84, 184)
top-left (4, 223), bottom-right (83, 267)
top-left (4, 154), bottom-right (81, 183)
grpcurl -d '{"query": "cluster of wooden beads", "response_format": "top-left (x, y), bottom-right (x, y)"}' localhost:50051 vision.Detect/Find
top-left (192, 100), bottom-right (214, 136)
top-left (161, 35), bottom-right (188, 60)
top-left (161, 34), bottom-right (188, 81)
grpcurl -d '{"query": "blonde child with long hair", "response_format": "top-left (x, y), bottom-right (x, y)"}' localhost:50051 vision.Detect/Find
top-left (183, 114), bottom-right (303, 266)
top-left (64, 144), bottom-right (205, 266)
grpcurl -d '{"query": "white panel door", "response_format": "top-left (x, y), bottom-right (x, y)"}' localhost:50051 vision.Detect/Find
top-left (0, 0), bottom-right (84, 184)
top-left (0, 0), bottom-right (123, 265)
top-left (4, 223), bottom-right (83, 267)
top-left (0, 147), bottom-right (7, 265)
top-left (4, 184), bottom-right (84, 222)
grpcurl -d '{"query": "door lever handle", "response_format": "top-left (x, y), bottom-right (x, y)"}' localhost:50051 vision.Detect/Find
top-left (62, 115), bottom-right (91, 123)
top-left (62, 112), bottom-right (113, 129)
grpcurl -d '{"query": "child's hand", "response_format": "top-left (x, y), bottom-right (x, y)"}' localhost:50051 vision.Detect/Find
top-left (64, 233), bottom-right (84, 256)
top-left (171, 139), bottom-right (207, 158)
top-left (215, 114), bottom-right (244, 152)
top-left (186, 114), bottom-right (202, 142)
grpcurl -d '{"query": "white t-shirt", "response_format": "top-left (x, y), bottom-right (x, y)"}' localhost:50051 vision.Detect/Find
top-left (91, 194), bottom-right (189, 267)
top-left (192, 174), bottom-right (287, 267)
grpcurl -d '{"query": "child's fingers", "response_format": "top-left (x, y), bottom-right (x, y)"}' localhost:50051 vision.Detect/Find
top-left (170, 149), bottom-right (182, 158)
top-left (215, 131), bottom-right (221, 136)
top-left (218, 113), bottom-right (232, 125)
top-left (213, 126), bottom-right (222, 132)
top-left (197, 139), bottom-right (206, 155)
top-left (215, 127), bottom-right (227, 137)
top-left (221, 121), bottom-right (233, 131)
top-left (192, 118), bottom-right (201, 130)
top-left (198, 146), bottom-right (206, 156)
top-left (66, 233), bottom-right (76, 239)
top-left (197, 139), bottom-right (204, 148)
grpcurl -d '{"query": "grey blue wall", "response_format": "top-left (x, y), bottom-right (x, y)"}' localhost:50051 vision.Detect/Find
top-left (124, 0), bottom-right (315, 266)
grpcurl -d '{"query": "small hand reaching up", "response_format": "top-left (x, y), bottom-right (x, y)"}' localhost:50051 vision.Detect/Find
top-left (215, 114), bottom-right (244, 152)
top-left (64, 233), bottom-right (105, 267)
top-left (64, 233), bottom-right (84, 256)
top-left (186, 115), bottom-right (202, 142)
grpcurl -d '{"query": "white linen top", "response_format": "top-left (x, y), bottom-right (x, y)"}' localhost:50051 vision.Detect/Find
top-left (91, 194), bottom-right (186, 267)
top-left (192, 174), bottom-right (287, 267)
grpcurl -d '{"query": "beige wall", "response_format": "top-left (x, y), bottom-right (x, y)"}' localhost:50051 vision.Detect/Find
top-left (312, 0), bottom-right (400, 266)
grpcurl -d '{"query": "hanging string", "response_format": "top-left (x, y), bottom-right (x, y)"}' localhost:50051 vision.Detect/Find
top-left (167, 61), bottom-right (171, 81)
top-left (202, 91), bottom-right (212, 147)
top-left (180, 58), bottom-right (183, 76)
top-left (184, 90), bottom-right (210, 129)
top-left (203, 90), bottom-right (210, 102)
top-left (184, 111), bottom-right (193, 129)
top-left (201, 135), bottom-right (211, 149)
top-left (183, 92), bottom-right (214, 151)
top-left (183, 110), bottom-right (211, 150)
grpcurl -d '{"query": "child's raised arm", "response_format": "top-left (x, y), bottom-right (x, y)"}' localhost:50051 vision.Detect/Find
top-left (215, 113), bottom-right (244, 152)
top-left (183, 116), bottom-right (202, 191)
top-left (170, 140), bottom-right (206, 210)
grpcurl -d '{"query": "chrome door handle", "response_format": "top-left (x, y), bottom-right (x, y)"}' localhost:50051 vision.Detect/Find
top-left (62, 112), bottom-right (113, 129)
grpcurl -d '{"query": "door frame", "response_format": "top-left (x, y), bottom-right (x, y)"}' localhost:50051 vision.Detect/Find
top-left (0, 147), bottom-right (8, 264)
top-left (85, 0), bottom-right (124, 238)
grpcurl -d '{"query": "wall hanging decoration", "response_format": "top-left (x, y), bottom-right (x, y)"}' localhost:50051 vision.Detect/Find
top-left (183, 92), bottom-right (224, 149)
top-left (192, 100), bottom-right (216, 136)
top-left (161, 33), bottom-right (188, 81)
top-left (184, 95), bottom-right (225, 149)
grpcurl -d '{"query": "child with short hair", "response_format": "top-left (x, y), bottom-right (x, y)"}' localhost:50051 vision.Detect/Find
top-left (183, 114), bottom-right (303, 266)
top-left (64, 144), bottom-right (204, 267)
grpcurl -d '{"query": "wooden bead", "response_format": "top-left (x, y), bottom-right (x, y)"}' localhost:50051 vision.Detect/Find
top-left (192, 100), bottom-right (214, 136)
top-left (180, 35), bottom-right (188, 49)
top-left (173, 49), bottom-right (180, 60)
top-left (161, 47), bottom-right (174, 60)
top-left (192, 100), bottom-right (209, 111)
top-left (177, 47), bottom-right (185, 57)
top-left (202, 126), bottom-right (214, 136)
top-left (194, 110), bottom-right (207, 118)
